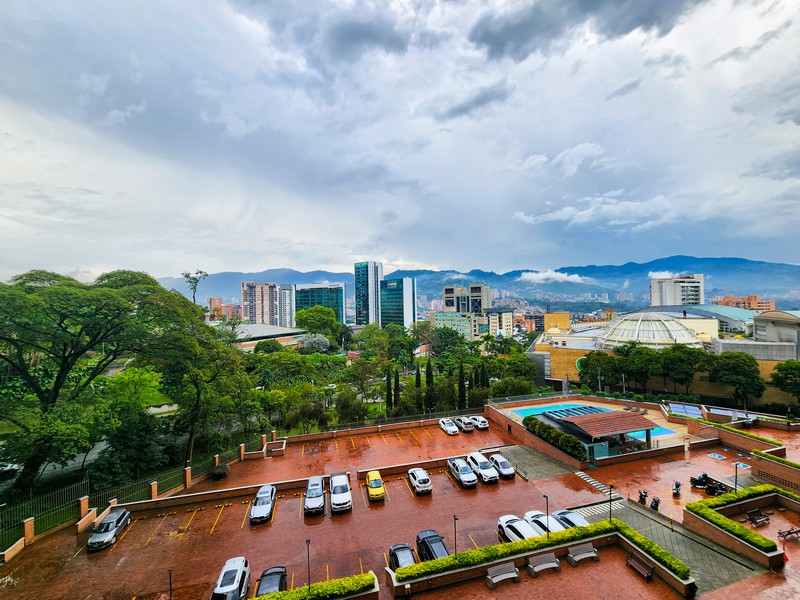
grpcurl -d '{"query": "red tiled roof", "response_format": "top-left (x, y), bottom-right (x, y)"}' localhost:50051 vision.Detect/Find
top-left (557, 412), bottom-right (656, 439)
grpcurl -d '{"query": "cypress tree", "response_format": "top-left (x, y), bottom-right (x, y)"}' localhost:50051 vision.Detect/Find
top-left (385, 364), bottom-right (392, 411)
top-left (458, 363), bottom-right (466, 409)
top-left (415, 367), bottom-right (421, 389)
top-left (481, 364), bottom-right (489, 388)
top-left (426, 357), bottom-right (433, 387)
top-left (394, 369), bottom-right (401, 412)
top-left (468, 370), bottom-right (474, 392)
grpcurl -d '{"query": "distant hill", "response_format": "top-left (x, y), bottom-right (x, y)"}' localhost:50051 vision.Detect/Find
top-left (157, 256), bottom-right (800, 305)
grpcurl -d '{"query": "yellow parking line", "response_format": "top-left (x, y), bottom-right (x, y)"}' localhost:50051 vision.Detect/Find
top-left (410, 430), bottom-right (419, 443)
top-left (384, 486), bottom-right (391, 502)
top-left (299, 496), bottom-right (303, 519)
top-left (240, 501), bottom-right (250, 528)
top-left (424, 428), bottom-right (434, 440)
top-left (270, 500), bottom-right (278, 524)
top-left (335, 439), bottom-right (339, 452)
top-left (361, 485), bottom-right (368, 507)
top-left (405, 478), bottom-right (414, 497)
top-left (395, 431), bottom-right (403, 443)
top-left (180, 509), bottom-right (199, 538)
top-left (359, 557), bottom-right (364, 574)
top-left (71, 546), bottom-right (83, 559)
top-left (365, 435), bottom-right (372, 447)
top-left (469, 533), bottom-right (479, 550)
top-left (290, 572), bottom-right (295, 590)
top-left (380, 433), bottom-right (388, 445)
top-left (301, 444), bottom-right (305, 458)
top-left (351, 437), bottom-right (356, 449)
top-left (145, 515), bottom-right (168, 546)
top-left (383, 552), bottom-right (389, 567)
top-left (210, 505), bottom-right (225, 534)
top-left (326, 564), bottom-right (330, 581)
top-left (114, 517), bottom-right (138, 547)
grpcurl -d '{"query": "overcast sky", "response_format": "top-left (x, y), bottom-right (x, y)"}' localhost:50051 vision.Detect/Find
top-left (1, 0), bottom-right (798, 282)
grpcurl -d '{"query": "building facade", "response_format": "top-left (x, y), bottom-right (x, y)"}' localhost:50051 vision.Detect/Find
top-left (278, 284), bottom-right (296, 327)
top-left (650, 273), bottom-right (705, 306)
top-left (380, 278), bottom-right (417, 328)
top-left (294, 283), bottom-right (346, 324)
top-left (485, 308), bottom-right (514, 338)
top-left (241, 282), bottom-right (279, 325)
top-left (712, 295), bottom-right (775, 312)
top-left (442, 284), bottom-right (491, 314)
top-left (355, 261), bottom-right (383, 325)
top-left (206, 296), bottom-right (240, 322)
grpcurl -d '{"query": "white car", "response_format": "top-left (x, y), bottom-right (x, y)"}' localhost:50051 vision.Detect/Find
top-left (552, 509), bottom-right (591, 529)
top-left (438, 418), bottom-right (459, 435)
top-left (329, 472), bottom-right (352, 512)
top-left (453, 416), bottom-right (474, 432)
top-left (447, 458), bottom-right (477, 487)
top-left (468, 416), bottom-right (489, 430)
top-left (465, 451), bottom-right (499, 484)
top-left (211, 556), bottom-right (250, 600)
top-left (497, 514), bottom-right (544, 542)
top-left (489, 454), bottom-right (515, 479)
top-left (249, 484), bottom-right (277, 524)
top-left (408, 467), bottom-right (432, 494)
top-left (524, 510), bottom-right (566, 534)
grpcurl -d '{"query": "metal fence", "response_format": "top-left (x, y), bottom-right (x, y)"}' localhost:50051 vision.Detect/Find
top-left (218, 447), bottom-right (240, 466)
top-left (191, 456), bottom-right (215, 478)
top-left (89, 477), bottom-right (152, 511)
top-left (156, 467), bottom-right (185, 496)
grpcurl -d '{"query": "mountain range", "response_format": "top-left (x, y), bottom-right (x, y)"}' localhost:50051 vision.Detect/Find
top-left (157, 255), bottom-right (800, 306)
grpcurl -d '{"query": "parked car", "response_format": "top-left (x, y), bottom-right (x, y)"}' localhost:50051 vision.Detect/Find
top-left (468, 415), bottom-right (489, 430)
top-left (254, 566), bottom-right (287, 596)
top-left (438, 418), bottom-right (459, 435)
top-left (87, 507), bottom-right (131, 551)
top-left (524, 510), bottom-right (566, 534)
top-left (303, 476), bottom-right (325, 515)
top-left (447, 458), bottom-right (477, 487)
top-left (465, 451), bottom-right (499, 483)
top-left (416, 529), bottom-right (450, 561)
top-left (366, 470), bottom-right (385, 501)
top-left (0, 462), bottom-right (20, 480)
top-left (388, 543), bottom-right (416, 571)
top-left (453, 416), bottom-right (474, 432)
top-left (489, 453), bottom-right (516, 479)
top-left (497, 514), bottom-right (544, 542)
top-left (552, 509), bottom-right (591, 529)
top-left (249, 485), bottom-right (277, 524)
top-left (210, 556), bottom-right (250, 600)
top-left (407, 467), bottom-right (432, 494)
top-left (329, 472), bottom-right (352, 512)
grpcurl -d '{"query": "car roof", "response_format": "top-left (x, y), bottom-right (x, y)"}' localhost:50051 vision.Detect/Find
top-left (260, 566), bottom-right (287, 576)
top-left (409, 467), bottom-right (425, 474)
top-left (257, 484), bottom-right (275, 494)
top-left (367, 470), bottom-right (381, 478)
top-left (103, 508), bottom-right (128, 521)
top-left (450, 457), bottom-right (467, 465)
top-left (416, 529), bottom-right (439, 540)
top-left (389, 542), bottom-right (412, 552)
top-left (467, 451), bottom-right (487, 460)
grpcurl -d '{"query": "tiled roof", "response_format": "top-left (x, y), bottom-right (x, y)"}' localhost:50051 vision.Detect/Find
top-left (557, 412), bottom-right (656, 439)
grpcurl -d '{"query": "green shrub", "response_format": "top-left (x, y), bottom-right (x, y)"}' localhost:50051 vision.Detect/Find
top-left (395, 519), bottom-right (690, 582)
top-left (256, 573), bottom-right (375, 599)
top-left (752, 450), bottom-right (800, 470)
top-left (522, 416), bottom-right (589, 461)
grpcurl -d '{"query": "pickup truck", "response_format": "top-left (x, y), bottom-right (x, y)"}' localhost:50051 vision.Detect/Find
top-left (447, 458), bottom-right (477, 487)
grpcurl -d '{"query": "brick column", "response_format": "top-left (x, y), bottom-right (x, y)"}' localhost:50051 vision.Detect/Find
top-left (78, 496), bottom-right (89, 518)
top-left (184, 466), bottom-right (191, 489)
top-left (271, 430), bottom-right (276, 442)
top-left (261, 434), bottom-right (267, 447)
top-left (214, 454), bottom-right (220, 467)
top-left (23, 517), bottom-right (35, 544)
top-left (150, 481), bottom-right (158, 499)
top-left (239, 444), bottom-right (245, 461)
top-left (109, 498), bottom-right (118, 507)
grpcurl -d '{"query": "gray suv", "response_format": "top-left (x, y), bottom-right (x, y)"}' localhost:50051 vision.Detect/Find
top-left (87, 507), bottom-right (131, 551)
top-left (303, 476), bottom-right (325, 515)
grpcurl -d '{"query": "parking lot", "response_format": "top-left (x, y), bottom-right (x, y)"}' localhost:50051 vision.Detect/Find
top-left (2, 411), bottom-right (800, 599)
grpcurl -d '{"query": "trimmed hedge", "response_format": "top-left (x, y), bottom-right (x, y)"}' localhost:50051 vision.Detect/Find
top-left (684, 484), bottom-right (794, 553)
top-left (255, 573), bottom-right (375, 600)
top-left (394, 518), bottom-right (691, 582)
top-left (752, 450), bottom-right (800, 470)
top-left (522, 416), bottom-right (589, 461)
top-left (694, 418), bottom-right (782, 446)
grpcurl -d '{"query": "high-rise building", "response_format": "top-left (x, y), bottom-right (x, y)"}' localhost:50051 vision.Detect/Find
top-left (712, 295), bottom-right (775, 312)
top-left (484, 308), bottom-right (514, 338)
top-left (278, 284), bottom-right (296, 327)
top-left (241, 282), bottom-right (279, 325)
top-left (354, 261), bottom-right (383, 325)
top-left (650, 274), bottom-right (705, 306)
top-left (380, 278), bottom-right (417, 328)
top-left (294, 283), bottom-right (346, 324)
top-left (442, 285), bottom-right (491, 314)
top-left (206, 297), bottom-right (240, 322)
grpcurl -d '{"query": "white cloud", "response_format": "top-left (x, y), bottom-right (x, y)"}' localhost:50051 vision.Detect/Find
top-left (648, 271), bottom-right (675, 279)
top-left (518, 270), bottom-right (590, 284)
top-left (102, 102), bottom-right (147, 127)
top-left (551, 142), bottom-right (605, 177)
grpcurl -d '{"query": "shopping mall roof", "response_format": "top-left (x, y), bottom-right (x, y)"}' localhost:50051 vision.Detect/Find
top-left (628, 304), bottom-right (757, 332)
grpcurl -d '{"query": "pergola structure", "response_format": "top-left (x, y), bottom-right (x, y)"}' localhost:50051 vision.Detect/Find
top-left (551, 411), bottom-right (657, 450)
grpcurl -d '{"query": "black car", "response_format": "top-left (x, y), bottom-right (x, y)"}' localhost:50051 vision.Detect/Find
top-left (255, 566), bottom-right (287, 595)
top-left (388, 543), bottom-right (416, 571)
top-left (416, 529), bottom-right (449, 562)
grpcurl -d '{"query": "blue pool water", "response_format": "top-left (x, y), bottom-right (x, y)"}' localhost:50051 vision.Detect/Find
top-left (628, 426), bottom-right (676, 439)
top-left (512, 403), bottom-right (611, 418)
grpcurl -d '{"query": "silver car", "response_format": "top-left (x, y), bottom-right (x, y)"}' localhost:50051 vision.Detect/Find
top-left (87, 507), bottom-right (131, 551)
top-left (524, 510), bottom-right (566, 534)
top-left (498, 514), bottom-right (544, 542)
top-left (552, 509), bottom-right (591, 529)
top-left (489, 453), bottom-right (516, 479)
top-left (249, 485), bottom-right (277, 524)
top-left (303, 476), bottom-right (325, 515)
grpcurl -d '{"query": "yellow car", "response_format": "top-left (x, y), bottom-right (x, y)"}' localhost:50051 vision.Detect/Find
top-left (366, 470), bottom-right (385, 501)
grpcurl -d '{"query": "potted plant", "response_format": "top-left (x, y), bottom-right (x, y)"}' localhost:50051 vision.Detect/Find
top-left (210, 464), bottom-right (230, 480)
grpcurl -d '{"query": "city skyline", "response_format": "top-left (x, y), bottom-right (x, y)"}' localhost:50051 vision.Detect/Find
top-left (1, 1), bottom-right (799, 282)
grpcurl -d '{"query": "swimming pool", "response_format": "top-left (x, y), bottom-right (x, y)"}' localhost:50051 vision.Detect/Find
top-left (511, 403), bottom-right (611, 419)
top-left (628, 426), bottom-right (676, 439)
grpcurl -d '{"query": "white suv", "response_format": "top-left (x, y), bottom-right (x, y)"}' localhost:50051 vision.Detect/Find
top-left (210, 556), bottom-right (250, 600)
top-left (447, 458), bottom-right (477, 487)
top-left (329, 472), bottom-right (352, 512)
top-left (465, 451), bottom-right (499, 483)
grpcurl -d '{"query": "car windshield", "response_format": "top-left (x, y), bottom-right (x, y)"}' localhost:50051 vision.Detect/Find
top-left (459, 466), bottom-right (472, 474)
top-left (394, 548), bottom-right (414, 565)
top-left (498, 460), bottom-right (511, 469)
top-left (306, 488), bottom-right (322, 498)
top-left (254, 496), bottom-right (272, 506)
top-left (332, 485), bottom-right (348, 494)
top-left (368, 479), bottom-right (382, 488)
top-left (417, 477), bottom-right (429, 484)
top-left (478, 460), bottom-right (491, 469)
top-left (95, 521), bottom-right (115, 533)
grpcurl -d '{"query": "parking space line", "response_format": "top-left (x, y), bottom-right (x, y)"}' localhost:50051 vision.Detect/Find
top-left (210, 505), bottom-right (225, 534)
top-left (384, 485), bottom-right (391, 502)
top-left (383, 552), bottom-right (388, 567)
top-left (380, 433), bottom-right (388, 445)
top-left (270, 500), bottom-right (278, 524)
top-left (301, 444), bottom-right (305, 458)
top-left (409, 430), bottom-right (419, 443)
top-left (290, 572), bottom-right (294, 590)
top-left (179, 509), bottom-right (199, 538)
top-left (359, 557), bottom-right (364, 574)
top-left (326, 564), bottom-right (330, 581)
top-left (240, 501), bottom-right (250, 528)
top-left (351, 437), bottom-right (356, 449)
top-left (298, 496), bottom-right (303, 519)
top-left (424, 428), bottom-right (434, 440)
top-left (112, 517), bottom-right (139, 548)
top-left (145, 515), bottom-right (168, 546)
top-left (469, 533), bottom-right (479, 550)
top-left (364, 435), bottom-right (372, 447)
top-left (71, 546), bottom-right (84, 559)
top-left (335, 439), bottom-right (339, 452)
top-left (404, 478), bottom-right (414, 497)
top-left (361, 485), bottom-right (368, 507)
top-left (395, 431), bottom-right (403, 443)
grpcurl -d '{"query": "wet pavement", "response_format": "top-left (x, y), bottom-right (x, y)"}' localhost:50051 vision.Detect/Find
top-left (2, 400), bottom-right (799, 599)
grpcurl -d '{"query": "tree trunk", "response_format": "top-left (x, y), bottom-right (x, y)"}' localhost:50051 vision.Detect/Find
top-left (9, 444), bottom-right (50, 497)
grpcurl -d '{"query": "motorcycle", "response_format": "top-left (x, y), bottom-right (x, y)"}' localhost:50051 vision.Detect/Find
top-left (650, 497), bottom-right (661, 511)
top-left (705, 482), bottom-right (724, 496)
top-left (638, 490), bottom-right (648, 505)
top-left (689, 473), bottom-right (711, 488)
top-left (672, 481), bottom-right (682, 497)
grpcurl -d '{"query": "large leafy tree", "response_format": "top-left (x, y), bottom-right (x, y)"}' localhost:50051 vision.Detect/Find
top-left (771, 360), bottom-right (800, 406)
top-left (295, 306), bottom-right (348, 347)
top-left (709, 352), bottom-right (766, 412)
top-left (578, 351), bottom-right (621, 391)
top-left (0, 270), bottom-right (195, 494)
top-left (430, 327), bottom-right (465, 356)
top-left (623, 346), bottom-right (661, 393)
top-left (660, 345), bottom-right (710, 393)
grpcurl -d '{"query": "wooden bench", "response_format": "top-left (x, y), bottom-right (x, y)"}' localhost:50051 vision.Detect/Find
top-left (485, 561), bottom-right (520, 589)
top-left (566, 543), bottom-right (599, 567)
top-left (626, 553), bottom-right (654, 582)
top-left (747, 508), bottom-right (770, 526)
top-left (526, 552), bottom-right (561, 578)
top-left (778, 527), bottom-right (800, 540)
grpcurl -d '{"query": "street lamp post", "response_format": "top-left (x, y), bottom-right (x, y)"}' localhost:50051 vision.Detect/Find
top-left (608, 484), bottom-right (614, 522)
top-left (306, 539), bottom-right (311, 589)
top-left (543, 495), bottom-right (550, 539)
top-left (168, 569), bottom-right (173, 600)
top-left (734, 463), bottom-right (738, 493)
top-left (453, 515), bottom-right (459, 555)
